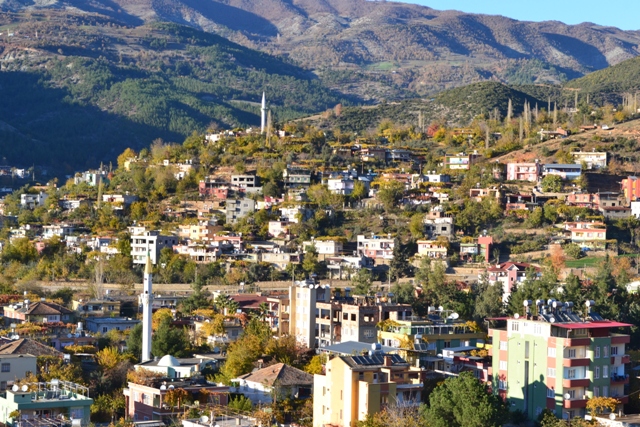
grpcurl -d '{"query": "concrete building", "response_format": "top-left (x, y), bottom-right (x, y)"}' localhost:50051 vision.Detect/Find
top-left (72, 299), bottom-right (121, 318)
top-left (444, 152), bottom-right (481, 170)
top-left (486, 262), bottom-right (539, 302)
top-left (233, 363), bottom-right (312, 404)
top-left (3, 301), bottom-right (73, 325)
top-left (0, 354), bottom-right (36, 391)
top-left (0, 380), bottom-right (93, 427)
top-left (73, 169), bottom-right (108, 187)
top-left (543, 164), bottom-right (582, 181)
top-left (489, 304), bottom-right (631, 420)
top-left (506, 162), bottom-right (541, 182)
top-left (283, 168), bottom-right (312, 188)
top-left (356, 235), bottom-right (394, 262)
top-left (231, 175), bottom-right (261, 193)
top-left (571, 150), bottom-right (607, 170)
top-left (20, 192), bottom-right (47, 209)
top-left (423, 206), bottom-right (455, 239)
top-left (416, 240), bottom-right (448, 259)
top-left (313, 351), bottom-right (424, 427)
top-left (302, 239), bottom-right (344, 258)
top-left (85, 317), bottom-right (140, 334)
top-left (327, 177), bottom-right (355, 195)
top-left (563, 221), bottom-right (607, 247)
top-left (621, 176), bottom-right (640, 204)
top-left (130, 231), bottom-right (178, 265)
top-left (42, 224), bottom-right (75, 239)
top-left (289, 282), bottom-right (332, 349)
top-left (225, 198), bottom-right (255, 224)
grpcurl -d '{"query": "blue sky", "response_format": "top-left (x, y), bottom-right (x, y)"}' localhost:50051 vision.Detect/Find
top-left (401, 1), bottom-right (640, 31)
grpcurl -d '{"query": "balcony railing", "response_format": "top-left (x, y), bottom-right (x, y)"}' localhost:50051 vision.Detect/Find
top-left (562, 358), bottom-right (590, 367)
top-left (562, 378), bottom-right (590, 388)
top-left (563, 398), bottom-right (588, 409)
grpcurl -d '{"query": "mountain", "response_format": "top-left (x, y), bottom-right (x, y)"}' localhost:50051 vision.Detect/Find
top-left (0, 16), bottom-right (349, 173)
top-left (4, 0), bottom-right (639, 99)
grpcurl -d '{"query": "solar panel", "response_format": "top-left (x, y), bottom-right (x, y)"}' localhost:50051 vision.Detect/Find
top-left (590, 312), bottom-right (604, 321)
top-left (414, 343), bottom-right (429, 351)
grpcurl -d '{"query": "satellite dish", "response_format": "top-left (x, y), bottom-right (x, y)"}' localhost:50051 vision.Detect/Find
top-left (610, 414), bottom-right (616, 420)
top-left (21, 385), bottom-right (28, 392)
top-left (514, 313), bottom-right (520, 319)
top-left (200, 416), bottom-right (209, 423)
top-left (11, 385), bottom-right (18, 392)
top-left (564, 393), bottom-right (571, 400)
top-left (67, 334), bottom-right (72, 338)
top-left (450, 313), bottom-right (459, 320)
top-left (438, 306), bottom-right (444, 312)
top-left (549, 317), bottom-right (556, 323)
top-left (160, 385), bottom-right (166, 390)
top-left (168, 385), bottom-right (175, 390)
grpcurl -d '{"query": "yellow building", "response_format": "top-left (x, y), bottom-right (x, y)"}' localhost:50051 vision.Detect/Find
top-left (313, 352), bottom-right (424, 427)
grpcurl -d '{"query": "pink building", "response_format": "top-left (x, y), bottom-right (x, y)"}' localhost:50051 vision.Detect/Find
top-left (486, 262), bottom-right (538, 302)
top-left (506, 162), bottom-right (541, 182)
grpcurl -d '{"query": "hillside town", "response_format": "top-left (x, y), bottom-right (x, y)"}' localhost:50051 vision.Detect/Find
top-left (0, 99), bottom-right (638, 427)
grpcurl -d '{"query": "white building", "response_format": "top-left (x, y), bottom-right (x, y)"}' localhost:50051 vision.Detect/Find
top-left (327, 177), bottom-right (355, 195)
top-left (74, 170), bottom-right (108, 186)
top-left (302, 239), bottom-right (343, 256)
top-left (289, 282), bottom-right (332, 348)
top-left (0, 354), bottom-right (37, 390)
top-left (356, 235), bottom-right (395, 261)
top-left (130, 231), bottom-right (178, 265)
top-left (20, 192), bottom-right (47, 209)
top-left (42, 224), bottom-right (75, 239)
top-left (572, 150), bottom-right (607, 170)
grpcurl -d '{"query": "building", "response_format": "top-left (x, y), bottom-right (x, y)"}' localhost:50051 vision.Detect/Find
top-left (566, 192), bottom-right (622, 210)
top-left (173, 243), bottom-right (222, 263)
top-left (283, 168), bottom-right (312, 188)
top-left (225, 198), bottom-right (255, 224)
top-left (74, 169), bottom-right (108, 186)
top-left (198, 178), bottom-right (229, 199)
top-left (356, 235), bottom-right (394, 262)
top-left (313, 351), bottom-right (424, 427)
top-left (42, 224), bottom-right (75, 239)
top-left (0, 380), bottom-right (93, 426)
top-left (0, 338), bottom-right (63, 358)
top-left (0, 354), bottom-right (36, 390)
top-left (469, 187), bottom-right (503, 202)
top-left (416, 240), bottom-right (448, 259)
top-left (289, 283), bottom-right (332, 349)
top-left (327, 177), bottom-right (355, 195)
top-left (3, 301), bottom-right (74, 325)
top-left (233, 363), bottom-right (312, 404)
top-left (268, 220), bottom-right (292, 238)
top-left (130, 231), bottom-right (178, 265)
top-left (134, 355), bottom-right (216, 379)
top-left (423, 206), bottom-right (454, 239)
top-left (506, 162), bottom-right (541, 182)
top-left (231, 175), bottom-right (261, 193)
top-left (85, 317), bottom-right (140, 334)
top-left (543, 164), bottom-right (582, 181)
top-left (489, 303), bottom-right (631, 420)
top-left (20, 192), bottom-right (47, 209)
top-left (124, 360), bottom-right (228, 423)
top-left (571, 150), bottom-right (607, 170)
top-left (72, 298), bottom-right (121, 318)
top-left (302, 239), bottom-right (344, 258)
top-left (563, 221), bottom-right (607, 246)
top-left (486, 262), bottom-right (538, 302)
top-left (261, 251), bottom-right (301, 270)
top-left (58, 198), bottom-right (92, 212)
top-left (621, 176), bottom-right (640, 204)
top-left (444, 152), bottom-right (481, 170)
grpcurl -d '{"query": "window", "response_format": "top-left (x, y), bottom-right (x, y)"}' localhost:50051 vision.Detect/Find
top-left (548, 348), bottom-right (556, 357)
top-left (567, 349), bottom-right (576, 358)
top-left (1, 363), bottom-right (10, 373)
top-left (444, 341), bottom-right (451, 348)
top-left (595, 366), bottom-right (600, 379)
top-left (611, 346), bottom-right (619, 355)
top-left (547, 387), bottom-right (555, 398)
top-left (533, 324), bottom-right (542, 335)
top-left (593, 387), bottom-right (600, 397)
top-left (567, 369), bottom-right (576, 379)
top-left (500, 361), bottom-right (508, 371)
top-left (567, 390), bottom-right (576, 399)
top-left (603, 366), bottom-right (608, 378)
top-left (500, 341), bottom-right (508, 350)
top-left (603, 386), bottom-right (609, 397)
top-left (498, 380), bottom-right (507, 390)
top-left (511, 322), bottom-right (520, 332)
top-left (547, 368), bottom-right (556, 378)
top-left (102, 327), bottom-right (108, 333)
top-left (364, 329), bottom-right (375, 338)
top-left (604, 346), bottom-right (609, 358)
top-left (595, 347), bottom-right (600, 358)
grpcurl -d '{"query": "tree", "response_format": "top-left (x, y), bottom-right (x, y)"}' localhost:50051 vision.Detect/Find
top-left (420, 372), bottom-right (508, 427)
top-left (541, 175), bottom-right (563, 192)
top-left (126, 323), bottom-right (142, 360)
top-left (351, 180), bottom-right (367, 201)
top-left (563, 243), bottom-right (583, 260)
top-left (164, 388), bottom-right (191, 409)
top-left (409, 213), bottom-right (425, 239)
top-left (117, 148), bottom-right (137, 169)
top-left (302, 246), bottom-right (321, 277)
top-left (228, 395), bottom-right (253, 412)
top-left (388, 238), bottom-right (413, 282)
top-left (474, 278), bottom-right (504, 320)
top-left (352, 268), bottom-right (373, 295)
top-left (152, 317), bottom-right (190, 358)
top-left (304, 354), bottom-right (326, 375)
top-left (377, 180), bottom-right (405, 212)
top-left (586, 396), bottom-right (619, 415)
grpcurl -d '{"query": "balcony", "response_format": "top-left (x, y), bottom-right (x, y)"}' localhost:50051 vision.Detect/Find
top-left (611, 355), bottom-right (631, 365)
top-left (562, 358), bottom-right (590, 367)
top-left (562, 378), bottom-right (590, 388)
top-left (610, 374), bottom-right (629, 385)
top-left (611, 334), bottom-right (630, 344)
top-left (563, 398), bottom-right (588, 409)
top-left (563, 338), bottom-right (591, 346)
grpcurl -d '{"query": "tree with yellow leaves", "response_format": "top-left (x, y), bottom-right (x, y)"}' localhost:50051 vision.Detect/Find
top-left (586, 396), bottom-right (619, 415)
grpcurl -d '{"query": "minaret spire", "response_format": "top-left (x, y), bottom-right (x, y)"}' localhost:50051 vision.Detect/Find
top-left (141, 251), bottom-right (153, 362)
top-left (261, 92), bottom-right (267, 134)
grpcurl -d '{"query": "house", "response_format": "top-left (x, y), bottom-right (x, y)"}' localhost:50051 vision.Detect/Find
top-left (261, 252), bottom-right (301, 270)
top-left (460, 242), bottom-right (479, 262)
top-left (469, 187), bottom-right (503, 202)
top-left (302, 239), bottom-right (344, 258)
top-left (325, 255), bottom-right (373, 279)
top-left (444, 152), bottom-right (481, 170)
top-left (268, 220), bottom-right (292, 238)
top-left (357, 235), bottom-right (394, 262)
top-left (313, 352), bottom-right (424, 427)
top-left (505, 194), bottom-right (538, 213)
top-left (423, 206), bottom-right (454, 239)
top-left (72, 299), bottom-right (121, 317)
top-left (486, 262), bottom-right (538, 302)
top-left (489, 309), bottom-right (631, 420)
top-left (20, 192), bottom-right (47, 209)
top-left (416, 240), bottom-right (448, 259)
top-left (234, 363), bottom-right (313, 404)
top-left (422, 172), bottom-right (451, 183)
top-left (231, 175), bottom-right (261, 193)
top-left (124, 357), bottom-right (228, 423)
top-left (0, 380), bottom-right (93, 426)
top-left (130, 231), bottom-right (178, 265)
top-left (283, 167), bottom-right (312, 188)
top-left (102, 193), bottom-right (139, 207)
top-left (506, 162), bottom-right (541, 182)
top-left (538, 127), bottom-right (569, 141)
top-left (225, 198), bottom-right (255, 224)
top-left (542, 164), bottom-right (582, 180)
top-left (59, 198), bottom-right (92, 211)
top-left (571, 150), bottom-right (607, 170)
top-left (0, 338), bottom-right (63, 358)
top-left (74, 169), bottom-right (108, 186)
top-left (42, 224), bottom-right (74, 239)
top-left (327, 177), bottom-right (355, 195)
top-left (0, 354), bottom-right (36, 390)
top-left (389, 149), bottom-right (413, 162)
top-left (176, 223), bottom-right (218, 242)
top-left (279, 205), bottom-right (313, 223)
top-left (198, 177), bottom-right (229, 199)
top-left (85, 317), bottom-right (140, 334)
top-left (173, 243), bottom-right (222, 263)
top-left (360, 147), bottom-right (387, 162)
top-left (3, 301), bottom-right (74, 325)
top-left (566, 192), bottom-right (622, 210)
top-left (621, 176), bottom-right (640, 204)
top-left (563, 221), bottom-right (607, 247)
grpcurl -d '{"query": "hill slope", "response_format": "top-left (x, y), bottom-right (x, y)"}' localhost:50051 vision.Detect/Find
top-left (6, 0), bottom-right (640, 98)
top-left (0, 15), bottom-right (349, 172)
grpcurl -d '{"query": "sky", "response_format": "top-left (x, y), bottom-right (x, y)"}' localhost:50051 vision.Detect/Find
top-left (402, 1), bottom-right (640, 31)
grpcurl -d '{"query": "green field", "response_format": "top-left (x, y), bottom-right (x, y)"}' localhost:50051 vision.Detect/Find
top-left (565, 257), bottom-right (603, 268)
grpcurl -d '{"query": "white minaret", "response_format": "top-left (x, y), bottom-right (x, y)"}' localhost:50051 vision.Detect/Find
top-left (260, 92), bottom-right (267, 133)
top-left (141, 253), bottom-right (153, 362)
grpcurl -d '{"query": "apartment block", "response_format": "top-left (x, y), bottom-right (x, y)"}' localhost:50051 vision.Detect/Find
top-left (225, 198), bottom-right (256, 224)
top-left (621, 176), bottom-right (640, 204)
top-left (130, 231), bottom-right (178, 265)
top-left (444, 152), bottom-right (481, 170)
top-left (489, 301), bottom-right (631, 420)
top-left (357, 235), bottom-right (394, 262)
top-left (506, 162), bottom-right (541, 182)
top-left (571, 151), bottom-right (607, 170)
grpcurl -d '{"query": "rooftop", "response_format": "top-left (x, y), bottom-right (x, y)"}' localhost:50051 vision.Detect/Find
top-left (320, 341), bottom-right (398, 355)
top-left (237, 363), bottom-right (312, 387)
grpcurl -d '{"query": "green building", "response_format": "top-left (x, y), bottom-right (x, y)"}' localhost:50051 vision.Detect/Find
top-left (0, 380), bottom-right (93, 427)
top-left (490, 301), bottom-right (630, 420)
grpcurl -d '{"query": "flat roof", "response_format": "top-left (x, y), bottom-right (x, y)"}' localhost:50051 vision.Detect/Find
top-left (321, 341), bottom-right (397, 355)
top-left (85, 317), bottom-right (140, 323)
top-left (552, 321), bottom-right (632, 329)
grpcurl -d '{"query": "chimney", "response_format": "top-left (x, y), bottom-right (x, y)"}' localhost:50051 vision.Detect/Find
top-left (384, 356), bottom-right (393, 367)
